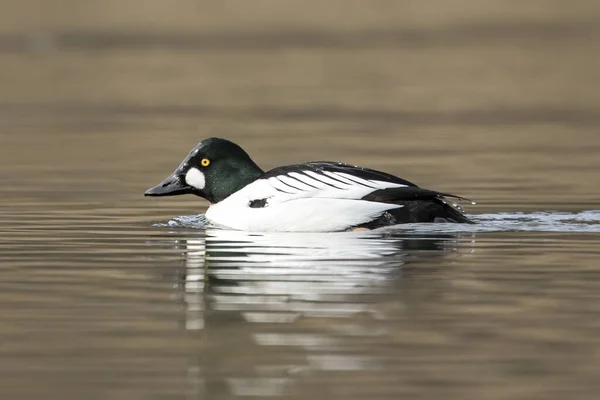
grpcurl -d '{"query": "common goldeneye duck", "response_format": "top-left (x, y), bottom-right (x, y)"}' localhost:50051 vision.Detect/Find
top-left (145, 137), bottom-right (475, 232)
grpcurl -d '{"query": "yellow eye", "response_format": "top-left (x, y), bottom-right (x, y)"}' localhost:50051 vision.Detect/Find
top-left (200, 158), bottom-right (210, 167)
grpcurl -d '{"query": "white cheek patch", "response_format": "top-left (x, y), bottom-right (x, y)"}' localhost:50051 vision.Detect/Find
top-left (185, 167), bottom-right (206, 190)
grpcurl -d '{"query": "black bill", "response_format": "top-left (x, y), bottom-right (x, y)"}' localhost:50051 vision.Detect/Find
top-left (144, 173), bottom-right (193, 197)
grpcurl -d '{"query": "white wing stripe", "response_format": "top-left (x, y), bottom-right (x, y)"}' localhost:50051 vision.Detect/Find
top-left (277, 175), bottom-right (315, 191)
top-left (322, 171), bottom-right (358, 185)
top-left (304, 171), bottom-right (349, 189)
top-left (288, 172), bottom-right (328, 189)
top-left (331, 172), bottom-right (408, 189)
top-left (267, 177), bottom-right (300, 194)
top-left (336, 172), bottom-right (378, 188)
top-left (373, 180), bottom-right (407, 188)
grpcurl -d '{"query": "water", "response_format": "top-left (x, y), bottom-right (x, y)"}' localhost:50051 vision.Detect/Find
top-left (2, 206), bottom-right (599, 399)
top-left (166, 210), bottom-right (600, 233)
top-left (2, 1), bottom-right (600, 399)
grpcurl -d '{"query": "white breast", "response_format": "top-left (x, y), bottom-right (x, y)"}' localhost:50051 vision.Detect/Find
top-left (204, 170), bottom-right (406, 232)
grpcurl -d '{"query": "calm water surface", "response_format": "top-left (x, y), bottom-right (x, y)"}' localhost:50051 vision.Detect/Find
top-left (2, 206), bottom-right (600, 399)
top-left (2, 1), bottom-right (600, 399)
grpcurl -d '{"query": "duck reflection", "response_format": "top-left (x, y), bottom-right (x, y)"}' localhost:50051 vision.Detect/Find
top-left (178, 229), bottom-right (460, 326)
top-left (161, 227), bottom-right (474, 397)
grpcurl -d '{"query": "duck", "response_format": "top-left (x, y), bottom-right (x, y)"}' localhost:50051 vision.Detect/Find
top-left (145, 137), bottom-right (474, 232)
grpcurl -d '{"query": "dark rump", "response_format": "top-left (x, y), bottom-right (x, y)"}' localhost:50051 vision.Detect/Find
top-left (355, 198), bottom-right (474, 229)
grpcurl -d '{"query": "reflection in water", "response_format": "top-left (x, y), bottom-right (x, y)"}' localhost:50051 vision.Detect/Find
top-left (162, 228), bottom-right (472, 397)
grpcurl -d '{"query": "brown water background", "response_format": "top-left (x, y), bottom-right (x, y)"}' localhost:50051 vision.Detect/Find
top-left (1, 1), bottom-right (600, 399)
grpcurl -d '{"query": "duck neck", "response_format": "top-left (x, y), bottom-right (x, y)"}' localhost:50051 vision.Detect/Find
top-left (208, 159), bottom-right (264, 204)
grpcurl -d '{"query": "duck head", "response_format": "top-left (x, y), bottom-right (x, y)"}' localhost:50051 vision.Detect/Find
top-left (144, 137), bottom-right (263, 204)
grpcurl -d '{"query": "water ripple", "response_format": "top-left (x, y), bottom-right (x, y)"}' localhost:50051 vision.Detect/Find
top-left (161, 210), bottom-right (600, 233)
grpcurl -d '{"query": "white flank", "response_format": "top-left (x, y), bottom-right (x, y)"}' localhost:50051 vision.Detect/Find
top-left (185, 167), bottom-right (205, 190)
top-left (207, 197), bottom-right (401, 232)
top-left (204, 170), bottom-right (408, 232)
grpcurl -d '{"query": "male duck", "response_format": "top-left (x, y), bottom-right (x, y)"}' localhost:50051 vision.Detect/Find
top-left (145, 138), bottom-right (474, 232)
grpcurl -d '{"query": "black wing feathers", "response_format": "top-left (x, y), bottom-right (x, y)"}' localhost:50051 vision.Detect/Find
top-left (260, 160), bottom-right (473, 208)
top-left (258, 160), bottom-right (474, 224)
top-left (260, 161), bottom-right (418, 187)
top-left (362, 187), bottom-right (473, 203)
